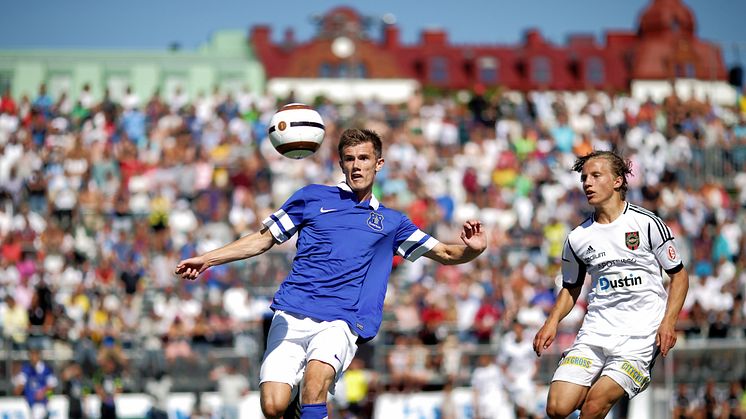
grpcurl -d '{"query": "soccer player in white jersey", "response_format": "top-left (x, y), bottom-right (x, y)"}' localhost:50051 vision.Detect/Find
top-left (175, 128), bottom-right (487, 419)
top-left (532, 150), bottom-right (689, 419)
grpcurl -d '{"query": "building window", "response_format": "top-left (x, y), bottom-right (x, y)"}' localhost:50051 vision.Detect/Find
top-left (586, 57), bottom-right (604, 85)
top-left (675, 62), bottom-right (696, 78)
top-left (414, 60), bottom-right (425, 78)
top-left (671, 18), bottom-right (680, 33)
top-left (531, 56), bottom-right (551, 84)
top-left (0, 71), bottom-right (12, 91)
top-left (429, 56), bottom-right (448, 84)
top-left (355, 62), bottom-right (367, 78)
top-left (48, 73), bottom-right (72, 99)
top-left (685, 63), bottom-right (696, 78)
top-left (164, 75), bottom-right (188, 103)
top-left (478, 57), bottom-right (499, 84)
top-left (341, 63), bottom-right (355, 78)
top-left (220, 73), bottom-right (247, 95)
top-left (106, 73), bottom-right (130, 103)
top-left (319, 62), bottom-right (333, 78)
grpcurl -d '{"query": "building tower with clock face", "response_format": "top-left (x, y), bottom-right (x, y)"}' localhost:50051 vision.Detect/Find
top-left (250, 6), bottom-right (418, 104)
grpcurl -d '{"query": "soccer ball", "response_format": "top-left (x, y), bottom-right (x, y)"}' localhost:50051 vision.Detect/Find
top-left (268, 103), bottom-right (325, 159)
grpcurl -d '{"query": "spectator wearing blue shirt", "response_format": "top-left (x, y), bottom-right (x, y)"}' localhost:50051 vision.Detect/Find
top-left (175, 128), bottom-right (487, 419)
top-left (13, 348), bottom-right (58, 419)
top-left (121, 106), bottom-right (146, 149)
top-left (32, 84), bottom-right (53, 118)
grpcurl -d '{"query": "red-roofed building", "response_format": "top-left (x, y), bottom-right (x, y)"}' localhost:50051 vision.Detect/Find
top-left (250, 0), bottom-right (733, 103)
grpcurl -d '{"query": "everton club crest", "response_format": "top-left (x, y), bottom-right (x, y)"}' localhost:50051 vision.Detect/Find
top-left (367, 212), bottom-right (384, 231)
top-left (625, 231), bottom-right (640, 250)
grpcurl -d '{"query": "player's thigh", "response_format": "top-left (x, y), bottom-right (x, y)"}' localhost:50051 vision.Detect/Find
top-left (549, 341), bottom-right (604, 416)
top-left (260, 381), bottom-right (293, 417)
top-left (603, 334), bottom-right (658, 398)
top-left (306, 319), bottom-right (358, 380)
top-left (582, 376), bottom-right (627, 418)
top-left (260, 312), bottom-right (309, 387)
top-left (547, 380), bottom-right (589, 416)
top-left (552, 343), bottom-right (604, 390)
top-left (301, 360), bottom-right (337, 403)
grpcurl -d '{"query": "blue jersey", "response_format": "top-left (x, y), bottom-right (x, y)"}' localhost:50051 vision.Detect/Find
top-left (263, 182), bottom-right (439, 341)
top-left (17, 361), bottom-right (57, 406)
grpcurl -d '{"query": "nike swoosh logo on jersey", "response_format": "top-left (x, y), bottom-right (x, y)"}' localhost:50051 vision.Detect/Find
top-left (320, 207), bottom-right (337, 213)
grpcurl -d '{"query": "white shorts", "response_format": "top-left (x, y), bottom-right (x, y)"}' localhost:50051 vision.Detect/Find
top-left (506, 376), bottom-right (537, 410)
top-left (30, 404), bottom-right (49, 419)
top-left (259, 310), bottom-right (358, 394)
top-left (552, 330), bottom-right (659, 398)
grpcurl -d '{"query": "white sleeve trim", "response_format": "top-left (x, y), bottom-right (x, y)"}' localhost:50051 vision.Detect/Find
top-left (407, 237), bottom-right (440, 261)
top-left (262, 209), bottom-right (296, 243)
top-left (278, 210), bottom-right (296, 235)
top-left (397, 230), bottom-right (425, 257)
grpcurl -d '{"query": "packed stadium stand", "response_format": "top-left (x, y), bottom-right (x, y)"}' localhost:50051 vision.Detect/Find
top-left (1, 82), bottom-right (745, 417)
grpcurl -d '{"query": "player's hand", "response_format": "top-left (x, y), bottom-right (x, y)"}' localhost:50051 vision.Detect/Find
top-left (533, 322), bottom-right (558, 357)
top-left (656, 321), bottom-right (677, 357)
top-left (460, 220), bottom-right (486, 252)
top-left (174, 256), bottom-right (209, 280)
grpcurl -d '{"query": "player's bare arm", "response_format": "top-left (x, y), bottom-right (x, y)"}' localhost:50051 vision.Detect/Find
top-left (424, 220), bottom-right (486, 265)
top-left (533, 284), bottom-right (582, 356)
top-left (657, 267), bottom-right (689, 357)
top-left (175, 227), bottom-right (276, 280)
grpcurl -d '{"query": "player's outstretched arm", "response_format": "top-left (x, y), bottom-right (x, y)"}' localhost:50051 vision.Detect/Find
top-left (657, 267), bottom-right (689, 357)
top-left (533, 285), bottom-right (582, 357)
top-left (174, 227), bottom-right (276, 280)
top-left (424, 220), bottom-right (486, 265)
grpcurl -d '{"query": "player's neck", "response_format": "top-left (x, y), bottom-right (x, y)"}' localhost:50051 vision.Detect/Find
top-left (345, 180), bottom-right (373, 203)
top-left (355, 190), bottom-right (372, 203)
top-left (594, 199), bottom-right (626, 224)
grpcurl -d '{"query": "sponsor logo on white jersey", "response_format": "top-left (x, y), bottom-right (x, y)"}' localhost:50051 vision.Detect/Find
top-left (598, 273), bottom-right (643, 293)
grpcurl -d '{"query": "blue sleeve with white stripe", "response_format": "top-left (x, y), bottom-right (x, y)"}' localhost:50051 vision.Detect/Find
top-left (394, 216), bottom-right (439, 261)
top-left (262, 188), bottom-right (306, 243)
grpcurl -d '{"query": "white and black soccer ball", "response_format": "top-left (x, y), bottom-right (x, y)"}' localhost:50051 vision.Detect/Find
top-left (268, 103), bottom-right (325, 159)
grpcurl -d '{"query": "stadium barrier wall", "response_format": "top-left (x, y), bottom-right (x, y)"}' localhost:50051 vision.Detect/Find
top-left (0, 386), bottom-right (665, 419)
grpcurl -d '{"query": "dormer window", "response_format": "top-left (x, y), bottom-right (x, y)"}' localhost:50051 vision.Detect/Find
top-left (671, 18), bottom-right (680, 33)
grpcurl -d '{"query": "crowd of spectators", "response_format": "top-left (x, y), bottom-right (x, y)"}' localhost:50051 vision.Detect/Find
top-left (1, 80), bottom-right (746, 416)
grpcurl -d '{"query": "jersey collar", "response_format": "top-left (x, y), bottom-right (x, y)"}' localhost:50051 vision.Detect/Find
top-left (592, 201), bottom-right (629, 224)
top-left (337, 181), bottom-right (380, 210)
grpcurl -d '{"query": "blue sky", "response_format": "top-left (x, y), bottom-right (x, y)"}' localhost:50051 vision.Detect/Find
top-left (1, 0), bottom-right (745, 65)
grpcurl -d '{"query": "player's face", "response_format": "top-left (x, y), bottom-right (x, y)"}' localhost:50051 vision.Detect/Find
top-left (580, 157), bottom-right (622, 206)
top-left (340, 142), bottom-right (384, 195)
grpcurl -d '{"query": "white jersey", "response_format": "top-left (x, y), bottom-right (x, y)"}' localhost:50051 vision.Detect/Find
top-left (498, 332), bottom-right (537, 381)
top-left (562, 202), bottom-right (684, 336)
top-left (471, 363), bottom-right (508, 418)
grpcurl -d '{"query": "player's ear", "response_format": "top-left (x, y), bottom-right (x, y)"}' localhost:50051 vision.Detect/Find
top-left (375, 158), bottom-right (385, 172)
top-left (613, 175), bottom-right (623, 189)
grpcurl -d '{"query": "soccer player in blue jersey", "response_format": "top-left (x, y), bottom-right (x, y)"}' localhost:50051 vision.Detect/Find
top-left (13, 348), bottom-right (58, 419)
top-left (176, 128), bottom-right (487, 419)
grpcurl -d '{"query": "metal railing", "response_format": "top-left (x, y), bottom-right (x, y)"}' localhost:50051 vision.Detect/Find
top-left (681, 145), bottom-right (746, 189)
